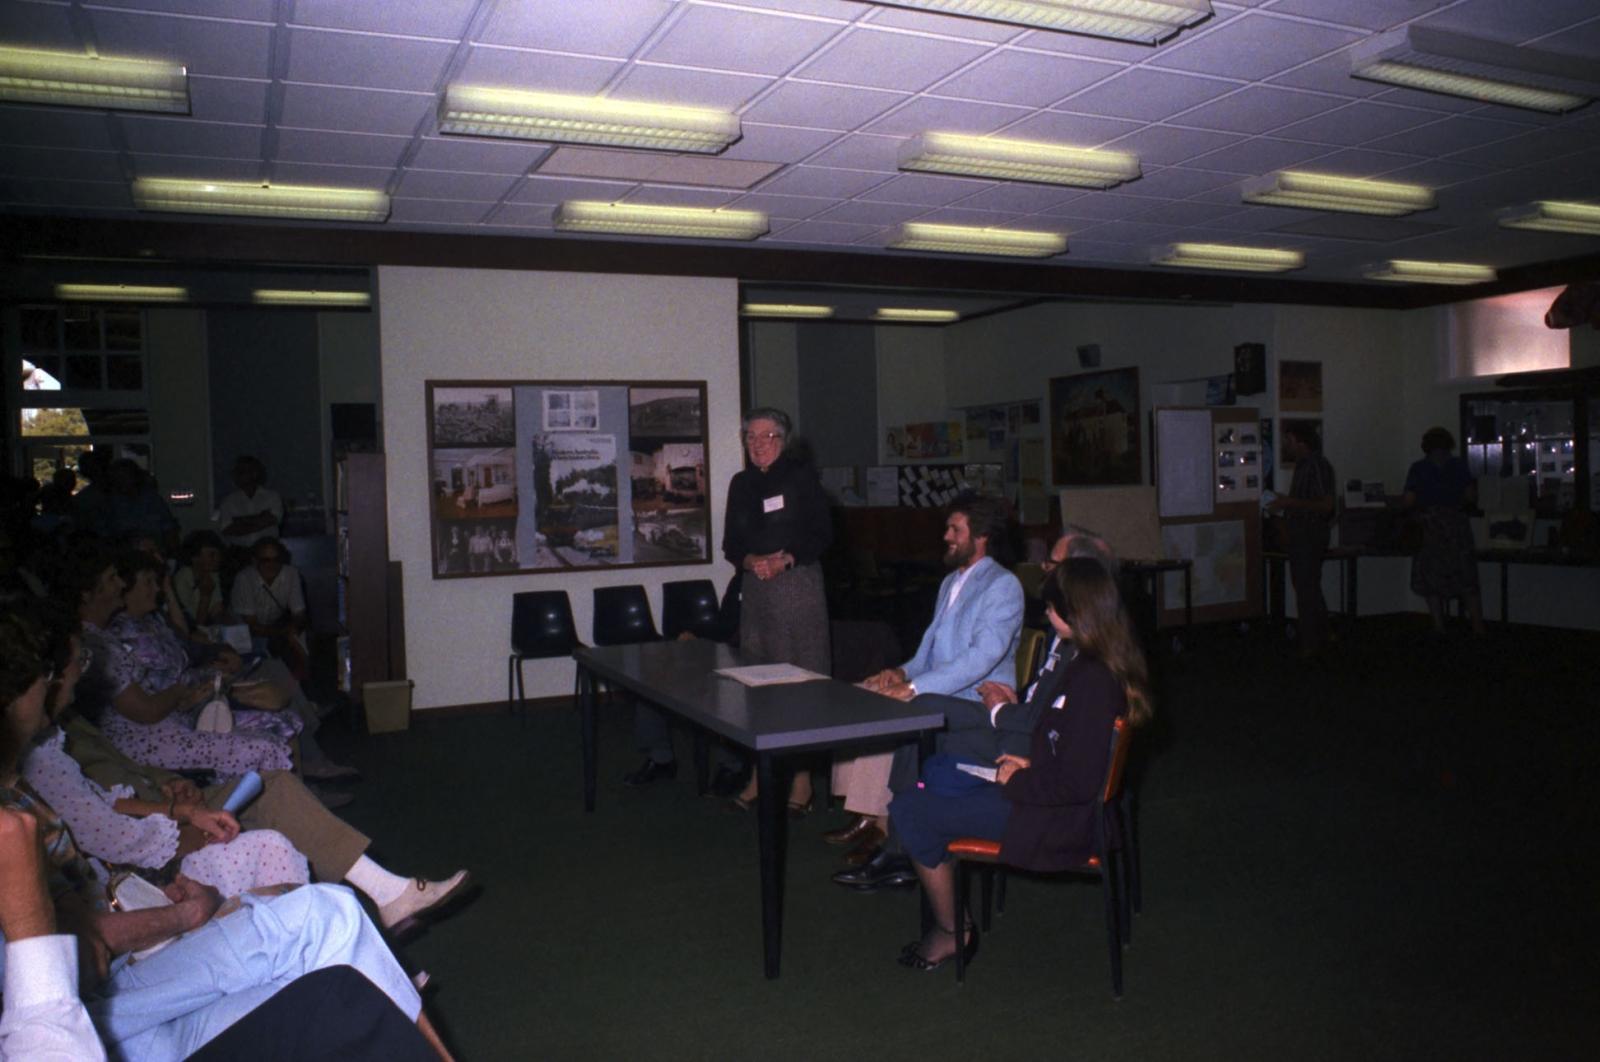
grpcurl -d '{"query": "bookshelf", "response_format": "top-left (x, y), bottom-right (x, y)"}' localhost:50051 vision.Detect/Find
top-left (334, 452), bottom-right (392, 702)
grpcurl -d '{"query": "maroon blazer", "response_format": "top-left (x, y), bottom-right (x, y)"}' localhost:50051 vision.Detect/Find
top-left (998, 653), bottom-right (1125, 872)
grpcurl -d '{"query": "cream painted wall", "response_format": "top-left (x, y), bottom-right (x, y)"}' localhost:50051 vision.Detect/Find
top-left (145, 309), bottom-right (213, 536)
top-left (744, 321), bottom-right (800, 430)
top-left (377, 266), bottom-right (741, 710)
top-left (875, 324), bottom-right (948, 462)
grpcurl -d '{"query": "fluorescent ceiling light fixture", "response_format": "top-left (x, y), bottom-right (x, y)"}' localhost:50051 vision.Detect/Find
top-left (1366, 260), bottom-right (1497, 286)
top-left (1499, 201), bottom-right (1600, 236)
top-left (741, 303), bottom-right (835, 319)
top-left (54, 283), bottom-right (187, 303)
top-left (553, 201), bottom-right (768, 241)
top-left (253, 289), bottom-right (372, 307)
top-left (867, 1), bottom-right (1211, 44)
top-left (132, 178), bottom-right (390, 222)
top-left (889, 221), bottom-right (1066, 258)
top-left (874, 308), bottom-right (961, 323)
top-left (1350, 26), bottom-right (1600, 113)
top-left (1243, 171), bottom-right (1434, 217)
top-left (900, 132), bottom-right (1140, 189)
top-left (0, 46), bottom-right (188, 113)
top-left (1152, 243), bottom-right (1303, 273)
top-left (439, 86), bottom-right (740, 153)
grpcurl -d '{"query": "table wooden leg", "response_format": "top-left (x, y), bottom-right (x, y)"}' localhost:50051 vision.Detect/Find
top-left (756, 751), bottom-right (785, 980)
top-left (579, 668), bottom-right (597, 813)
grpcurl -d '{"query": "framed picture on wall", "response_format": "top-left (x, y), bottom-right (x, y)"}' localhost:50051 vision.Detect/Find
top-left (1279, 360), bottom-right (1322, 413)
top-left (1049, 367), bottom-right (1142, 485)
top-left (426, 380), bottom-right (710, 578)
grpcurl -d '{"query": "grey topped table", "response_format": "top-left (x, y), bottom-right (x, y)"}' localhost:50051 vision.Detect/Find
top-left (574, 640), bottom-right (945, 979)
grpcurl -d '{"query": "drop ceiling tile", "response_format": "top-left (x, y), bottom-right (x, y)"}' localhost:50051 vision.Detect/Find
top-left (766, 218), bottom-right (881, 244)
top-left (721, 124), bottom-right (841, 164)
top-left (279, 84), bottom-right (433, 136)
top-left (805, 133), bottom-right (905, 172)
top-left (0, 106), bottom-right (115, 151)
top-left (939, 182), bottom-right (1083, 213)
top-left (187, 77), bottom-right (270, 125)
top-left (1287, 147), bottom-right (1429, 179)
top-left (857, 172), bottom-right (985, 206)
top-left (865, 97), bottom-right (1029, 138)
top-left (513, 175), bottom-right (636, 205)
top-left (932, 49), bottom-right (1119, 108)
top-left (905, 206), bottom-right (1034, 229)
top-left (733, 0), bottom-right (862, 16)
top-left (454, 47), bottom-right (622, 94)
top-left (860, 5), bottom-right (1025, 41)
top-left (1444, 126), bottom-right (1591, 169)
top-left (119, 116), bottom-right (263, 159)
top-left (996, 110), bottom-right (1143, 147)
top-left (1272, 101), bottom-right (1440, 146)
top-left (1175, 86), bottom-right (1341, 135)
top-left (1014, 25), bottom-right (1196, 63)
top-left (622, 185), bottom-right (742, 207)
top-left (1267, 0), bottom-right (1445, 31)
top-left (1364, 115), bottom-right (1527, 157)
top-left (611, 64), bottom-right (774, 110)
top-left (1079, 219), bottom-right (1179, 244)
top-left (85, 0), bottom-right (275, 18)
top-left (1266, 52), bottom-right (1389, 99)
top-left (1274, 213), bottom-right (1450, 242)
top-left (130, 155), bottom-right (262, 181)
top-left (0, 177), bottom-right (133, 208)
top-left (644, 6), bottom-right (845, 75)
top-left (1365, 85), bottom-right (1485, 114)
top-left (285, 27), bottom-right (453, 92)
top-left (1149, 14), bottom-right (1364, 79)
top-left (0, 0), bottom-right (80, 48)
top-left (755, 164), bottom-right (889, 198)
top-left (794, 28), bottom-right (991, 92)
top-left (811, 199), bottom-right (929, 226)
top-left (1416, 0), bottom-right (1600, 44)
top-left (1063, 240), bottom-right (1148, 265)
top-left (1128, 199), bottom-right (1246, 227)
top-left (1062, 69), bottom-right (1240, 122)
top-left (275, 127), bottom-right (411, 168)
top-left (410, 136), bottom-right (548, 174)
top-left (86, 8), bottom-right (272, 79)
top-left (1373, 159), bottom-right (1494, 188)
top-left (483, 203), bottom-right (555, 228)
top-left (395, 169), bottom-right (519, 201)
top-left (1040, 193), bottom-right (1157, 221)
top-left (1128, 167), bottom-right (1244, 199)
top-left (1104, 126), bottom-right (1243, 166)
top-left (1186, 136), bottom-right (1335, 174)
top-left (725, 191), bottom-right (833, 220)
top-left (293, 0), bottom-right (477, 38)
top-left (391, 198), bottom-right (494, 224)
top-left (477, 0), bottom-right (675, 56)
top-left (0, 146), bottom-right (123, 181)
top-left (264, 161), bottom-right (393, 187)
top-left (742, 81), bottom-right (908, 130)
top-left (1206, 204), bottom-right (1335, 232)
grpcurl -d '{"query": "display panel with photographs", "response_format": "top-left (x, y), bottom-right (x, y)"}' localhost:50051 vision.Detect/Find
top-left (426, 380), bottom-right (709, 578)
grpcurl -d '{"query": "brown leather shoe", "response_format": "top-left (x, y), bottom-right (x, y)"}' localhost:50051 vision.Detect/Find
top-left (842, 830), bottom-right (887, 866)
top-left (822, 814), bottom-right (878, 847)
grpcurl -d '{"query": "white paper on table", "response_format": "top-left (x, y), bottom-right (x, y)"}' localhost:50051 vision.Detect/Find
top-left (714, 664), bottom-right (830, 687)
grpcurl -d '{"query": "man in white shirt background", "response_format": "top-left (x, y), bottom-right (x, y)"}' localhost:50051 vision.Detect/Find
top-left (214, 456), bottom-right (283, 554)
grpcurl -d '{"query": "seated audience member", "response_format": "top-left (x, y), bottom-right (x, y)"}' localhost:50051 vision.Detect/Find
top-left (103, 459), bottom-right (179, 556)
top-left (69, 450), bottom-right (112, 539)
top-left (887, 558), bottom-right (1152, 971)
top-left (73, 548), bottom-right (296, 776)
top-left (214, 456), bottom-right (283, 553)
top-left (1, 802), bottom-right (104, 1060)
top-left (0, 604), bottom-right (455, 1062)
top-left (827, 494), bottom-right (1022, 872)
top-left (171, 530), bottom-right (230, 633)
top-left (27, 616), bottom-right (469, 936)
top-left (229, 538), bottom-right (308, 675)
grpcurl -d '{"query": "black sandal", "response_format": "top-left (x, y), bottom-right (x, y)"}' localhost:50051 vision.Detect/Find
top-left (897, 924), bottom-right (978, 971)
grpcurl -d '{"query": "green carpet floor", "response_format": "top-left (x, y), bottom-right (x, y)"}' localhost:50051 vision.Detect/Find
top-left (323, 616), bottom-right (1600, 1060)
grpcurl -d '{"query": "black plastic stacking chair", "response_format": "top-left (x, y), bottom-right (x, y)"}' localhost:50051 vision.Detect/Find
top-left (661, 579), bottom-right (721, 640)
top-left (592, 585), bottom-right (661, 646)
top-left (507, 590), bottom-right (581, 714)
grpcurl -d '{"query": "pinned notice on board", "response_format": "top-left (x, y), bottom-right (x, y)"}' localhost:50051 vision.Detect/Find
top-left (1156, 409), bottom-right (1214, 518)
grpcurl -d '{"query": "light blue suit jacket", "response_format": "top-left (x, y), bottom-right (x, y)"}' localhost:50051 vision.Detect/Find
top-left (902, 556), bottom-right (1023, 702)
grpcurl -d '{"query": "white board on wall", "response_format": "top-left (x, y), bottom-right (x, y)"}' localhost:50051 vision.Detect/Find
top-left (1156, 408), bottom-right (1213, 518)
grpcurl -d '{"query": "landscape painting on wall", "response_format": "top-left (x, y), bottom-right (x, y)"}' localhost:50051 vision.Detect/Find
top-left (1049, 367), bottom-right (1142, 486)
top-left (425, 380), bottom-right (709, 578)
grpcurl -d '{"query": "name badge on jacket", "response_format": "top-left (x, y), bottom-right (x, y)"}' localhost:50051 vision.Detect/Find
top-left (763, 494), bottom-right (785, 513)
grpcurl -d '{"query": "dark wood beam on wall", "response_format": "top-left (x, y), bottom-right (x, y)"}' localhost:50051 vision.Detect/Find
top-left (5, 212), bottom-right (1599, 312)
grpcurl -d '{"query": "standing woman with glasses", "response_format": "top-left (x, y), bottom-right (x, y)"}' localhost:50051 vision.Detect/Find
top-left (724, 408), bottom-right (833, 814)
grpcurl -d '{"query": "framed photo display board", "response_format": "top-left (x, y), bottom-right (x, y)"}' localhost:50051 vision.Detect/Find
top-left (426, 380), bottom-right (710, 578)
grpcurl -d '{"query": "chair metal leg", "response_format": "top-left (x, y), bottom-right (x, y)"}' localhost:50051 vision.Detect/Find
top-left (978, 865), bottom-right (993, 932)
top-left (1102, 865), bottom-right (1123, 999)
top-left (1127, 798), bottom-right (1143, 916)
top-left (954, 859), bottom-right (970, 984)
top-left (995, 867), bottom-right (1008, 915)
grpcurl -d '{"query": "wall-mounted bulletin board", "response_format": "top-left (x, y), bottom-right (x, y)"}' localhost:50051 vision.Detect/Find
top-left (426, 380), bottom-right (710, 578)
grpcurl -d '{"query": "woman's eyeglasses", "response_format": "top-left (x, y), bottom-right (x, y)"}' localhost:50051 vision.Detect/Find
top-left (742, 431), bottom-right (783, 443)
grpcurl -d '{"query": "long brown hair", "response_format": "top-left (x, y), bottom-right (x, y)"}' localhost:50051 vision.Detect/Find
top-left (1040, 557), bottom-right (1153, 726)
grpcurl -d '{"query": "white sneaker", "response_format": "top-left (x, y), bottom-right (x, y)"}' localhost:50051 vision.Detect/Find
top-left (378, 870), bottom-right (471, 931)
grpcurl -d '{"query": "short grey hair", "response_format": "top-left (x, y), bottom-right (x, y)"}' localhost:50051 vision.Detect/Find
top-left (1060, 523), bottom-right (1118, 575)
top-left (742, 407), bottom-right (792, 439)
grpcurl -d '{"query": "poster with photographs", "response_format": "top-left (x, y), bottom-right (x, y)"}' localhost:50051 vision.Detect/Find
top-left (426, 380), bottom-right (709, 578)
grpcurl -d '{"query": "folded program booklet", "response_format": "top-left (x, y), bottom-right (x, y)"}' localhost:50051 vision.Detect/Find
top-left (714, 664), bottom-right (830, 687)
top-left (955, 763), bottom-right (998, 783)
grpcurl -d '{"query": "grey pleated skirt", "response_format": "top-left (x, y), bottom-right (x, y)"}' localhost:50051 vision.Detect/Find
top-left (738, 562), bottom-right (831, 676)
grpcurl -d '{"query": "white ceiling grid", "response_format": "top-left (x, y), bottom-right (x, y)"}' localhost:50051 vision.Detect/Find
top-left (0, 0), bottom-right (1597, 282)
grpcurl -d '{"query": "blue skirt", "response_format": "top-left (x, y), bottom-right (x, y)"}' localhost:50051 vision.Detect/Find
top-left (890, 782), bottom-right (1012, 867)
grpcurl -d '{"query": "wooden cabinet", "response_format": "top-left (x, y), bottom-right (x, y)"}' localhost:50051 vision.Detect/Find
top-left (335, 453), bottom-right (393, 702)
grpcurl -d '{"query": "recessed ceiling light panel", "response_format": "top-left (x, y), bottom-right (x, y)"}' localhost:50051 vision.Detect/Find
top-left (253, 289), bottom-right (372, 307)
top-left (889, 221), bottom-right (1066, 258)
top-left (55, 283), bottom-right (188, 303)
top-left (1499, 201), bottom-right (1600, 236)
top-left (132, 178), bottom-right (390, 222)
top-left (1351, 26), bottom-right (1600, 113)
top-left (1242, 171), bottom-right (1435, 216)
top-left (874, 307), bottom-right (961, 323)
top-left (741, 303), bottom-right (835, 319)
top-left (868, 1), bottom-right (1212, 44)
top-left (1152, 243), bottom-right (1304, 272)
top-left (0, 46), bottom-right (188, 113)
top-left (439, 86), bottom-right (740, 153)
top-left (1365, 259), bottom-right (1497, 285)
top-left (901, 132), bottom-right (1140, 188)
top-left (553, 201), bottom-right (768, 241)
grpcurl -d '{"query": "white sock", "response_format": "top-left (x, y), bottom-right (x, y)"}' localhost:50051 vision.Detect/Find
top-left (345, 855), bottom-right (410, 906)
